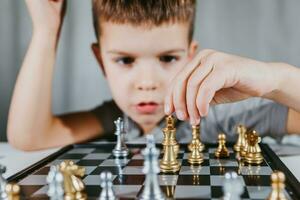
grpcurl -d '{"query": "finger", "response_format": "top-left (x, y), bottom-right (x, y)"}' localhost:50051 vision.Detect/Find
top-left (168, 49), bottom-right (215, 120)
top-left (164, 84), bottom-right (175, 115)
top-left (186, 59), bottom-right (214, 124)
top-left (196, 68), bottom-right (229, 116)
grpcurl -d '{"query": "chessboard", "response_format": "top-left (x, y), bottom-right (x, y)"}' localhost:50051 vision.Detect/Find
top-left (6, 142), bottom-right (300, 200)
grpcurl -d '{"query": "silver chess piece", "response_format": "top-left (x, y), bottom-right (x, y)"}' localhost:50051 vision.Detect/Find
top-left (98, 171), bottom-right (117, 200)
top-left (47, 165), bottom-right (64, 200)
top-left (113, 117), bottom-right (129, 158)
top-left (0, 164), bottom-right (7, 200)
top-left (222, 171), bottom-right (244, 200)
top-left (138, 135), bottom-right (165, 200)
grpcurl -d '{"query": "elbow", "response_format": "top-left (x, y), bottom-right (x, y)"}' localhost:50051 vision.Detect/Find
top-left (7, 128), bottom-right (40, 151)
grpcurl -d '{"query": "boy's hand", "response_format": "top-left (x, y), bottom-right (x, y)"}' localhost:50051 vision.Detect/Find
top-left (164, 49), bottom-right (280, 125)
top-left (25, 0), bottom-right (66, 35)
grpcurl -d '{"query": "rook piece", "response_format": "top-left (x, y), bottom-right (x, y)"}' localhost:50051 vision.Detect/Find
top-left (215, 133), bottom-right (230, 158)
top-left (138, 135), bottom-right (165, 200)
top-left (160, 116), bottom-right (181, 173)
top-left (47, 165), bottom-right (64, 200)
top-left (234, 125), bottom-right (247, 152)
top-left (222, 171), bottom-right (244, 200)
top-left (0, 164), bottom-right (7, 199)
top-left (5, 183), bottom-right (20, 200)
top-left (267, 171), bottom-right (287, 200)
top-left (98, 171), bottom-right (117, 200)
top-left (243, 130), bottom-right (263, 164)
top-left (113, 117), bottom-right (129, 158)
top-left (188, 125), bottom-right (205, 152)
top-left (59, 160), bottom-right (87, 200)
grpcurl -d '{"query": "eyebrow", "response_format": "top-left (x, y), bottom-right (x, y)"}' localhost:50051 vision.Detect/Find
top-left (107, 48), bottom-right (186, 55)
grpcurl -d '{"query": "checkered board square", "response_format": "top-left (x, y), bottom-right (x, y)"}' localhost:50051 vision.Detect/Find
top-left (11, 143), bottom-right (299, 200)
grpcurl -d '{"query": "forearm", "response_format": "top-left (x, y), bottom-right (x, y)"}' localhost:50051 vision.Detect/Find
top-left (7, 31), bottom-right (58, 147)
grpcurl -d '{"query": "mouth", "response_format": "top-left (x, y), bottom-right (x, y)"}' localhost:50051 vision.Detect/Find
top-left (135, 102), bottom-right (160, 114)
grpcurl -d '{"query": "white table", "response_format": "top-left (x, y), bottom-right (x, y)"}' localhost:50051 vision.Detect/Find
top-left (0, 142), bottom-right (299, 182)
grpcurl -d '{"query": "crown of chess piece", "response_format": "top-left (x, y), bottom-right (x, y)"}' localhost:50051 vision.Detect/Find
top-left (214, 133), bottom-right (230, 158)
top-left (267, 171), bottom-right (288, 200)
top-left (188, 125), bottom-right (205, 152)
top-left (243, 130), bottom-right (263, 165)
top-left (160, 116), bottom-right (181, 173)
top-left (98, 171), bottom-right (117, 200)
top-left (188, 143), bottom-right (204, 165)
top-left (4, 183), bottom-right (20, 200)
top-left (138, 135), bottom-right (165, 200)
top-left (58, 160), bottom-right (87, 200)
top-left (113, 117), bottom-right (129, 158)
top-left (0, 164), bottom-right (8, 200)
top-left (162, 115), bottom-right (179, 155)
top-left (234, 125), bottom-right (247, 152)
top-left (47, 165), bottom-right (64, 200)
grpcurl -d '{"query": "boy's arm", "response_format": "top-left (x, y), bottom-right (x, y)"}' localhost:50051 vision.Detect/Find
top-left (7, 0), bottom-right (104, 151)
top-left (164, 49), bottom-right (300, 134)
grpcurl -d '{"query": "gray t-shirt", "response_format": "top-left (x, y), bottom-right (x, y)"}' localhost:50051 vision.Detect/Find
top-left (91, 98), bottom-right (288, 143)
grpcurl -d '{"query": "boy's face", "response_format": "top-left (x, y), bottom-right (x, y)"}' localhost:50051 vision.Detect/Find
top-left (92, 22), bottom-right (197, 133)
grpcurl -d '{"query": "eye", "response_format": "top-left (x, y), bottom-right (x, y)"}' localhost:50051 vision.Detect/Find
top-left (115, 57), bottom-right (135, 65)
top-left (159, 55), bottom-right (178, 63)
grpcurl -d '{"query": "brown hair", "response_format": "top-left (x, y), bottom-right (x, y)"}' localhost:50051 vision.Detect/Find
top-left (92, 0), bottom-right (196, 43)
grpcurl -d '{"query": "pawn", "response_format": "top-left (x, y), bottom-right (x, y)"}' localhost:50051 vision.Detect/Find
top-left (98, 171), bottom-right (117, 200)
top-left (113, 117), bottom-right (129, 158)
top-left (47, 165), bottom-right (64, 200)
top-left (5, 183), bottom-right (20, 200)
top-left (243, 130), bottom-right (263, 165)
top-left (188, 143), bottom-right (204, 165)
top-left (215, 133), bottom-right (230, 158)
top-left (222, 171), bottom-right (244, 200)
top-left (267, 171), bottom-right (287, 200)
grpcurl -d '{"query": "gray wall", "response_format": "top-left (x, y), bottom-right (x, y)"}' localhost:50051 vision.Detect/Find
top-left (1, 0), bottom-right (300, 141)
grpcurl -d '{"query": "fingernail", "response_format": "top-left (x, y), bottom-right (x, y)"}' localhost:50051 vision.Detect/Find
top-left (195, 117), bottom-right (200, 125)
top-left (164, 104), bottom-right (170, 114)
top-left (190, 118), bottom-right (196, 125)
top-left (176, 111), bottom-right (185, 120)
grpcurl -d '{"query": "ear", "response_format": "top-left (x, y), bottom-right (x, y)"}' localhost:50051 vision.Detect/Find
top-left (91, 43), bottom-right (106, 76)
top-left (188, 40), bottom-right (199, 60)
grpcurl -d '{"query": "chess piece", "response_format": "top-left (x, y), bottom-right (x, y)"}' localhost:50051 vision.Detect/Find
top-left (214, 133), bottom-right (230, 158)
top-left (234, 125), bottom-right (247, 152)
top-left (222, 171), bottom-right (244, 200)
top-left (267, 171), bottom-right (288, 200)
top-left (113, 117), bottom-right (129, 158)
top-left (188, 143), bottom-right (204, 165)
top-left (98, 171), bottom-right (117, 200)
top-left (162, 115), bottom-right (179, 155)
top-left (0, 164), bottom-right (7, 199)
top-left (188, 124), bottom-right (205, 152)
top-left (240, 131), bottom-right (249, 158)
top-left (58, 160), bottom-right (87, 200)
top-left (47, 165), bottom-right (64, 200)
top-left (138, 135), bottom-right (165, 200)
top-left (160, 117), bottom-right (181, 173)
top-left (243, 130), bottom-right (263, 165)
top-left (5, 183), bottom-right (20, 200)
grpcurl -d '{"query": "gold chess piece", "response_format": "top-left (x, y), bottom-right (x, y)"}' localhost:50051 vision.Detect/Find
top-left (188, 143), bottom-right (204, 165)
top-left (243, 130), bottom-right (263, 165)
top-left (240, 131), bottom-right (249, 158)
top-left (188, 125), bottom-right (205, 152)
top-left (59, 160), bottom-right (87, 200)
top-left (162, 115), bottom-right (179, 155)
top-left (160, 116), bottom-right (181, 173)
top-left (5, 183), bottom-right (20, 200)
top-left (234, 125), bottom-right (247, 152)
top-left (214, 133), bottom-right (230, 158)
top-left (267, 171), bottom-right (288, 200)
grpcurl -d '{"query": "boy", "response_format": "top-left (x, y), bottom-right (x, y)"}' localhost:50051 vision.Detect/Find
top-left (7, 0), bottom-right (300, 151)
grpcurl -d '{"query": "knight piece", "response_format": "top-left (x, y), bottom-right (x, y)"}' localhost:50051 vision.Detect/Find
top-left (234, 125), bottom-right (247, 152)
top-left (214, 133), bottom-right (230, 158)
top-left (188, 124), bottom-right (205, 152)
top-left (243, 130), bottom-right (263, 165)
top-left (113, 117), bottom-right (129, 158)
top-left (58, 160), bottom-right (87, 200)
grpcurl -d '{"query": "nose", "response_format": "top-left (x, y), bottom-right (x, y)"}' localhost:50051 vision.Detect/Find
top-left (135, 65), bottom-right (160, 91)
top-left (137, 79), bottom-right (158, 91)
